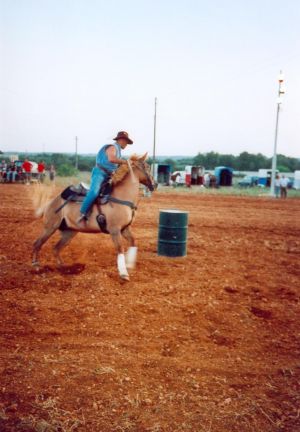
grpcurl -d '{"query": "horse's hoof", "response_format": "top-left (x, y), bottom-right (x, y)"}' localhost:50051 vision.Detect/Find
top-left (120, 274), bottom-right (130, 282)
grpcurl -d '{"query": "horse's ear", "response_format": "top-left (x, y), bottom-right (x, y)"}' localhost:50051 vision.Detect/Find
top-left (140, 152), bottom-right (148, 162)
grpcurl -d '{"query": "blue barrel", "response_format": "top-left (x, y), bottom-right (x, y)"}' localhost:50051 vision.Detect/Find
top-left (158, 210), bottom-right (189, 257)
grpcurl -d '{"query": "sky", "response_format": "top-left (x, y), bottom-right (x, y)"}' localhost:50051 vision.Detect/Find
top-left (1, 0), bottom-right (299, 158)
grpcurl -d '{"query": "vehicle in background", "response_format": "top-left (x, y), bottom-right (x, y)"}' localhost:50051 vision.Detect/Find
top-left (238, 175), bottom-right (259, 187)
top-left (15, 161), bottom-right (39, 179)
top-left (14, 160), bottom-right (39, 175)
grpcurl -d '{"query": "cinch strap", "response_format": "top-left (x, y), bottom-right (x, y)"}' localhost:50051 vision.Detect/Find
top-left (108, 196), bottom-right (137, 210)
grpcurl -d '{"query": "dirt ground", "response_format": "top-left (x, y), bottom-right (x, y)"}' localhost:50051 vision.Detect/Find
top-left (0, 184), bottom-right (299, 432)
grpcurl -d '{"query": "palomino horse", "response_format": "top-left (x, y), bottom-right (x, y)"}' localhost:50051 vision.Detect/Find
top-left (32, 154), bottom-right (156, 281)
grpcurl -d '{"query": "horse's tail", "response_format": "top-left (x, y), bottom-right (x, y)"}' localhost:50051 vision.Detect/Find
top-left (31, 184), bottom-right (55, 218)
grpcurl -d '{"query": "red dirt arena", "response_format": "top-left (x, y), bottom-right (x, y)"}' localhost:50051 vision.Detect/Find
top-left (0, 184), bottom-right (299, 432)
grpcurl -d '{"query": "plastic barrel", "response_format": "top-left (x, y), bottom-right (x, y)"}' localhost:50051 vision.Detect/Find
top-left (158, 210), bottom-right (189, 257)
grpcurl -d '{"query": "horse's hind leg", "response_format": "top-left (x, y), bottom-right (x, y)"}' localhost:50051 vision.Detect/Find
top-left (53, 230), bottom-right (77, 267)
top-left (122, 226), bottom-right (137, 269)
top-left (32, 226), bottom-right (58, 267)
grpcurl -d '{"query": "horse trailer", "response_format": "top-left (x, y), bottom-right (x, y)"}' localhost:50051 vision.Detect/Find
top-left (258, 169), bottom-right (279, 187)
top-left (294, 171), bottom-right (300, 189)
top-left (152, 163), bottom-right (172, 185)
top-left (214, 166), bottom-right (233, 186)
top-left (185, 166), bottom-right (205, 186)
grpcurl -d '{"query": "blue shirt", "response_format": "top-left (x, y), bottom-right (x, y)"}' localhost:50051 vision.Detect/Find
top-left (96, 143), bottom-right (121, 173)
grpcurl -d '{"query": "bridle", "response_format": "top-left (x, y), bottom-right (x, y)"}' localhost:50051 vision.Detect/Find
top-left (130, 160), bottom-right (155, 191)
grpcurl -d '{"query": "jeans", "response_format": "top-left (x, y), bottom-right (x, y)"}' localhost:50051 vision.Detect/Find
top-left (7, 172), bottom-right (17, 182)
top-left (80, 167), bottom-right (107, 215)
top-left (280, 187), bottom-right (287, 199)
top-left (275, 186), bottom-right (280, 198)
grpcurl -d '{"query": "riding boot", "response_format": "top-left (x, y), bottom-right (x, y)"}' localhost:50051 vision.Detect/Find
top-left (77, 213), bottom-right (88, 225)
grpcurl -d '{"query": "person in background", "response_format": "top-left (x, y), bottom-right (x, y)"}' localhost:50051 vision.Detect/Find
top-left (0, 160), bottom-right (7, 181)
top-left (7, 162), bottom-right (17, 182)
top-left (37, 160), bottom-right (46, 183)
top-left (204, 172), bottom-right (210, 188)
top-left (16, 164), bottom-right (23, 181)
top-left (49, 164), bottom-right (56, 182)
top-left (274, 174), bottom-right (281, 198)
top-left (280, 175), bottom-right (289, 199)
top-left (22, 159), bottom-right (33, 185)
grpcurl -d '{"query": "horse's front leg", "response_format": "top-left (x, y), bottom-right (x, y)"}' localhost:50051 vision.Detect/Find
top-left (122, 226), bottom-right (137, 270)
top-left (110, 229), bottom-right (129, 281)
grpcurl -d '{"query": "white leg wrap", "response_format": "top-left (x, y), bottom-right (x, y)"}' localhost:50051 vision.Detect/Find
top-left (125, 246), bottom-right (138, 269)
top-left (117, 254), bottom-right (129, 277)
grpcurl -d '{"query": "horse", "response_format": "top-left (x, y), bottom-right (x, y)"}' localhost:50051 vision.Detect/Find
top-left (170, 172), bottom-right (181, 183)
top-left (32, 154), bottom-right (156, 281)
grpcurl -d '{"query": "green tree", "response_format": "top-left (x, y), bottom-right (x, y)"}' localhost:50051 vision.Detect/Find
top-left (193, 153), bottom-right (206, 166)
top-left (162, 158), bottom-right (177, 171)
top-left (57, 164), bottom-right (79, 177)
top-left (218, 154), bottom-right (236, 168)
top-left (277, 154), bottom-right (300, 171)
top-left (277, 165), bottom-right (290, 173)
top-left (236, 152), bottom-right (252, 170)
top-left (193, 152), bottom-right (220, 168)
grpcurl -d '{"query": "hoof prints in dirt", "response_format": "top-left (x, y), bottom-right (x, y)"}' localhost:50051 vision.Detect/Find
top-left (250, 306), bottom-right (272, 319)
top-left (31, 263), bottom-right (86, 275)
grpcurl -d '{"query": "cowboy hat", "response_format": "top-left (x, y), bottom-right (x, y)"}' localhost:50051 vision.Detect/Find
top-left (113, 131), bottom-right (133, 144)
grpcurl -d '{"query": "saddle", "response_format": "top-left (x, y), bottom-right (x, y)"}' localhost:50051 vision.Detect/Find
top-left (61, 180), bottom-right (112, 204)
top-left (58, 179), bottom-right (136, 234)
top-left (60, 181), bottom-right (112, 233)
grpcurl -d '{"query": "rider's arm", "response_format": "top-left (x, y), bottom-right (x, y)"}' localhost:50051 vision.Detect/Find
top-left (106, 146), bottom-right (127, 165)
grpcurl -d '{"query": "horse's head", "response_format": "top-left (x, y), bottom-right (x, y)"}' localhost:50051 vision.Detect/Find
top-left (131, 153), bottom-right (157, 192)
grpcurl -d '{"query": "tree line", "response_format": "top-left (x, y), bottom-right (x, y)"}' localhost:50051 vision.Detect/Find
top-left (2, 151), bottom-right (299, 175)
top-left (156, 152), bottom-right (300, 172)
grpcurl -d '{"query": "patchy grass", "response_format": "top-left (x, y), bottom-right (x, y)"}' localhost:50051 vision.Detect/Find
top-left (3, 395), bottom-right (85, 432)
top-left (158, 184), bottom-right (300, 198)
top-left (41, 171), bottom-right (300, 198)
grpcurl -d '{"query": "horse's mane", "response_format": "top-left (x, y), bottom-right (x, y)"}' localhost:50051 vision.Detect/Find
top-left (111, 155), bottom-right (140, 186)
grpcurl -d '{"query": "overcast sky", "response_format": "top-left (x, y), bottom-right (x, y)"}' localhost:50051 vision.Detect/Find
top-left (1, 0), bottom-right (299, 158)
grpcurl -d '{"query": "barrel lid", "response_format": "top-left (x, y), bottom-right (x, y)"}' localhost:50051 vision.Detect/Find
top-left (159, 209), bottom-right (189, 214)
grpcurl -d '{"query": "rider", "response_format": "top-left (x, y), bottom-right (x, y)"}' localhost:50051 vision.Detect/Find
top-left (77, 131), bottom-right (133, 224)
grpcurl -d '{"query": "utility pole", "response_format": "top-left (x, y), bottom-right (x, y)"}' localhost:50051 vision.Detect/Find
top-left (270, 71), bottom-right (285, 197)
top-left (152, 97), bottom-right (157, 176)
top-left (75, 136), bottom-right (78, 170)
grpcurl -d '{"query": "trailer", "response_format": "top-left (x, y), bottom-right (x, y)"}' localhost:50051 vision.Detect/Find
top-left (152, 163), bottom-right (172, 185)
top-left (214, 166), bottom-right (233, 186)
top-left (294, 171), bottom-right (300, 189)
top-left (185, 166), bottom-right (205, 186)
top-left (258, 169), bottom-right (278, 187)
